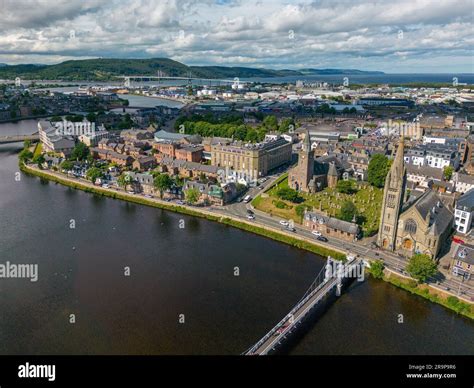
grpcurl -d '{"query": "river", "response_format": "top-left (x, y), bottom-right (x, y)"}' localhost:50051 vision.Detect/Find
top-left (0, 134), bottom-right (473, 355)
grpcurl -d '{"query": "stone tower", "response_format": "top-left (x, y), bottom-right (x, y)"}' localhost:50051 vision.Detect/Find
top-left (327, 162), bottom-right (338, 189)
top-left (289, 131), bottom-right (314, 192)
top-left (377, 136), bottom-right (406, 251)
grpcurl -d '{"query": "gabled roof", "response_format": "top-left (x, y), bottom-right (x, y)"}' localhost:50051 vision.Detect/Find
top-left (456, 188), bottom-right (474, 211)
top-left (402, 189), bottom-right (453, 236)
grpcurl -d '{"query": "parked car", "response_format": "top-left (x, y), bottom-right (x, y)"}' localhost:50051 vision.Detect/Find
top-left (247, 214), bottom-right (255, 220)
top-left (311, 230), bottom-right (322, 237)
top-left (316, 236), bottom-right (328, 242)
top-left (279, 220), bottom-right (289, 226)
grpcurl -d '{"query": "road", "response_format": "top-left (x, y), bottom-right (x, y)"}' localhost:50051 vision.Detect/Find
top-left (208, 174), bottom-right (474, 302)
top-left (27, 164), bottom-right (474, 302)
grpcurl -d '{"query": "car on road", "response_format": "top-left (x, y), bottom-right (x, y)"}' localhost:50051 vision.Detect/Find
top-left (243, 195), bottom-right (252, 203)
top-left (246, 209), bottom-right (254, 215)
top-left (316, 236), bottom-right (328, 242)
top-left (311, 230), bottom-right (322, 237)
top-left (284, 226), bottom-right (296, 232)
top-left (247, 214), bottom-right (255, 220)
top-left (279, 220), bottom-right (289, 226)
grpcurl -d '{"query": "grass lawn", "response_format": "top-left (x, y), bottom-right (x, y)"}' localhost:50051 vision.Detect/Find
top-left (253, 175), bottom-right (383, 236)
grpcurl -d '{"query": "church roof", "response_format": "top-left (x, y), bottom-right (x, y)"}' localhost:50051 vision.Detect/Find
top-left (402, 189), bottom-right (453, 236)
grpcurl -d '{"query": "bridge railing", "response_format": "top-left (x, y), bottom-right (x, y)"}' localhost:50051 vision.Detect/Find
top-left (243, 258), bottom-right (364, 355)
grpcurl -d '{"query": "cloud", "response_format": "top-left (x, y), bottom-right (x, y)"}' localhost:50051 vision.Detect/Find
top-left (0, 0), bottom-right (472, 72)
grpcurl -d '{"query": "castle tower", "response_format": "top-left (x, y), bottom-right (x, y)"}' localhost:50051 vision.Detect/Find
top-left (289, 131), bottom-right (314, 192)
top-left (377, 136), bottom-right (406, 251)
top-left (327, 162), bottom-right (338, 188)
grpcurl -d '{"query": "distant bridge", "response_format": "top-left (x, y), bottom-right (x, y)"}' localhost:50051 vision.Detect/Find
top-left (116, 75), bottom-right (242, 86)
top-left (243, 257), bottom-right (363, 355)
top-left (0, 133), bottom-right (39, 144)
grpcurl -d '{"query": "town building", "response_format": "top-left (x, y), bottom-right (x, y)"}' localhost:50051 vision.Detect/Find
top-left (454, 188), bottom-right (474, 235)
top-left (452, 172), bottom-right (474, 194)
top-left (211, 136), bottom-right (291, 182)
top-left (451, 244), bottom-right (474, 280)
top-left (303, 211), bottom-right (361, 242)
top-left (378, 137), bottom-right (453, 258)
top-left (37, 120), bottom-right (75, 156)
top-left (288, 133), bottom-right (348, 192)
top-left (183, 181), bottom-right (238, 205)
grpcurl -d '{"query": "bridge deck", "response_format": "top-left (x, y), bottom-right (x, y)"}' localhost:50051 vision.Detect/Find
top-left (245, 259), bottom-right (362, 355)
top-left (0, 134), bottom-right (39, 144)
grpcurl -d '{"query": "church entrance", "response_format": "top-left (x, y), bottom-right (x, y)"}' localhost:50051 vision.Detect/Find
top-left (382, 239), bottom-right (389, 249)
top-left (402, 238), bottom-right (413, 250)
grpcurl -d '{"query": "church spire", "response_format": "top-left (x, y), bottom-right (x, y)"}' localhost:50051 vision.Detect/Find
top-left (303, 130), bottom-right (311, 152)
top-left (389, 135), bottom-right (405, 188)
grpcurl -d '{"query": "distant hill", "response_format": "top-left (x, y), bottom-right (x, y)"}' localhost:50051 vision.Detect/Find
top-left (0, 58), bottom-right (384, 81)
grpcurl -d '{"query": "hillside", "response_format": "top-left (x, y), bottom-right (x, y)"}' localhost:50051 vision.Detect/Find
top-left (0, 58), bottom-right (384, 81)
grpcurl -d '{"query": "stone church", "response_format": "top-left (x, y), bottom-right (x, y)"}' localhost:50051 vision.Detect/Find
top-left (377, 137), bottom-right (453, 258)
top-left (289, 131), bottom-right (342, 193)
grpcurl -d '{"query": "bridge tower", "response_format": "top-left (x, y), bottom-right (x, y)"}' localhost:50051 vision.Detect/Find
top-left (124, 77), bottom-right (131, 88)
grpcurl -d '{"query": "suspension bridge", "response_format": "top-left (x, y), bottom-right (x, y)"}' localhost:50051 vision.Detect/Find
top-left (243, 256), bottom-right (364, 355)
top-left (116, 75), bottom-right (242, 87)
top-left (0, 132), bottom-right (39, 144)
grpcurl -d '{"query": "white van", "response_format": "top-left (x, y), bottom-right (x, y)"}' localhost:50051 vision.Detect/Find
top-left (243, 195), bottom-right (252, 203)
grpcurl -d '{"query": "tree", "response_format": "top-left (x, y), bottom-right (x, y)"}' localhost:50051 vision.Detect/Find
top-left (23, 139), bottom-right (31, 148)
top-left (86, 112), bottom-right (97, 123)
top-left (369, 260), bottom-right (385, 279)
top-left (154, 173), bottom-right (173, 199)
top-left (86, 167), bottom-right (102, 183)
top-left (18, 149), bottom-right (33, 163)
top-left (32, 154), bottom-right (45, 167)
top-left (70, 142), bottom-right (89, 161)
top-left (443, 165), bottom-right (454, 181)
top-left (185, 187), bottom-right (200, 204)
top-left (263, 115), bottom-right (278, 131)
top-left (368, 154), bottom-right (391, 188)
top-left (338, 200), bottom-right (357, 222)
top-left (276, 187), bottom-right (301, 203)
top-left (278, 117), bottom-right (294, 133)
top-left (406, 253), bottom-right (438, 283)
top-left (117, 173), bottom-right (129, 189)
top-left (60, 160), bottom-right (74, 171)
top-left (336, 179), bottom-right (355, 194)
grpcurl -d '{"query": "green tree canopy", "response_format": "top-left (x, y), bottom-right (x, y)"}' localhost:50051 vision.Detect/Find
top-left (338, 200), bottom-right (357, 222)
top-left (369, 260), bottom-right (385, 279)
top-left (276, 187), bottom-right (302, 203)
top-left (336, 179), bottom-right (356, 194)
top-left (18, 149), bottom-right (33, 163)
top-left (263, 115), bottom-right (278, 131)
top-left (443, 165), bottom-right (454, 181)
top-left (154, 173), bottom-right (173, 198)
top-left (406, 253), bottom-right (438, 283)
top-left (278, 117), bottom-right (295, 133)
top-left (185, 187), bottom-right (200, 204)
top-left (117, 173), bottom-right (130, 189)
top-left (70, 142), bottom-right (89, 161)
top-left (368, 154), bottom-right (391, 188)
top-left (86, 167), bottom-right (103, 183)
top-left (60, 160), bottom-right (74, 171)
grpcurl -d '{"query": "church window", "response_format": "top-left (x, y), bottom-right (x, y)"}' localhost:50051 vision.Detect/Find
top-left (404, 219), bottom-right (417, 234)
top-left (384, 225), bottom-right (390, 232)
top-left (387, 194), bottom-right (396, 208)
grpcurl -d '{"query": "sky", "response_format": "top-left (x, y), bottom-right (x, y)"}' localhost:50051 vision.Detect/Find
top-left (0, 0), bottom-right (473, 73)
